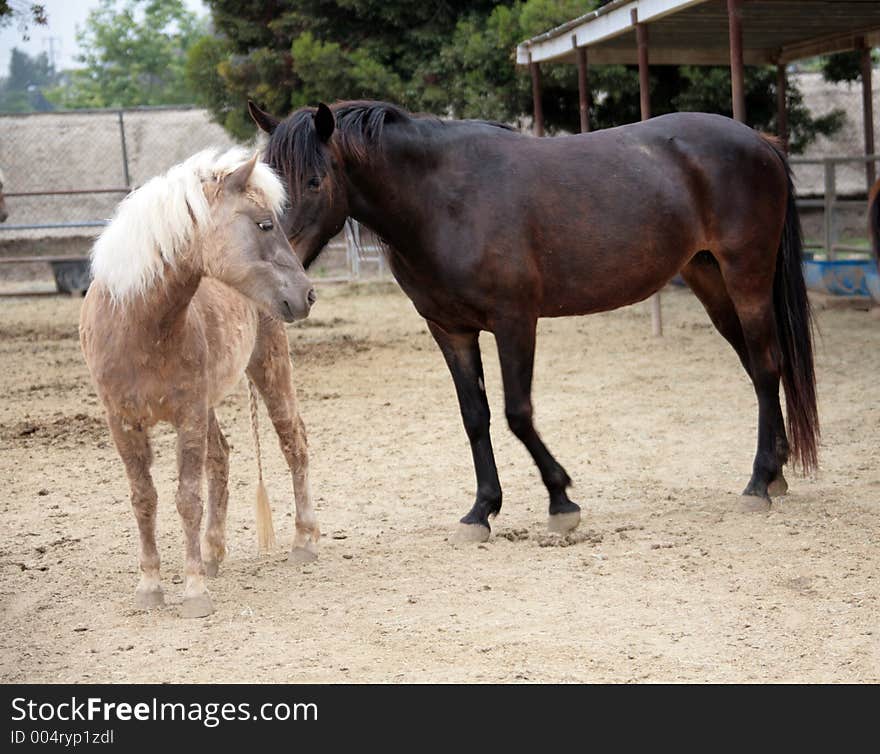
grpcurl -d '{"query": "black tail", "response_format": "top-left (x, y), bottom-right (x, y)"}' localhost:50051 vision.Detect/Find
top-left (766, 137), bottom-right (819, 473)
top-left (869, 182), bottom-right (880, 271)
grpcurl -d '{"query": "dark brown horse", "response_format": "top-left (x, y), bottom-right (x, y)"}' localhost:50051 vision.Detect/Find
top-left (249, 99), bottom-right (819, 541)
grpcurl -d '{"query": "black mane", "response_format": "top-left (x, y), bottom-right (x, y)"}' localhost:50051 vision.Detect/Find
top-left (263, 100), bottom-right (513, 199)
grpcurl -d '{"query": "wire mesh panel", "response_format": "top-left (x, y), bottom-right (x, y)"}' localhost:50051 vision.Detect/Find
top-left (0, 106), bottom-right (391, 283)
top-left (0, 110), bottom-right (129, 239)
top-left (0, 107), bottom-right (236, 244)
top-left (792, 70), bottom-right (880, 197)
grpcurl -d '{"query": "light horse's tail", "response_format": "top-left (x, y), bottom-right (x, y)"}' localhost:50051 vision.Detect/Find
top-left (247, 377), bottom-right (276, 553)
top-left (763, 135), bottom-right (820, 473)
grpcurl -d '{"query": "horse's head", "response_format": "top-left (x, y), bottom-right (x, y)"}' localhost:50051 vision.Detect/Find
top-left (0, 170), bottom-right (8, 223)
top-left (201, 153), bottom-right (315, 322)
top-left (249, 100), bottom-right (349, 268)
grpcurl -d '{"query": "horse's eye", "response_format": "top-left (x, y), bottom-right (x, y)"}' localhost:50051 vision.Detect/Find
top-left (257, 219), bottom-right (273, 231)
top-left (307, 176), bottom-right (321, 191)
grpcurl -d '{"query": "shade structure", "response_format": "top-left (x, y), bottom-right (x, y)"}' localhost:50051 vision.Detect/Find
top-left (515, 0), bottom-right (879, 337)
top-left (516, 0), bottom-right (880, 67)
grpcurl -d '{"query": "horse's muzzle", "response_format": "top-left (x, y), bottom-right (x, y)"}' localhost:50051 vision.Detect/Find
top-left (280, 286), bottom-right (316, 322)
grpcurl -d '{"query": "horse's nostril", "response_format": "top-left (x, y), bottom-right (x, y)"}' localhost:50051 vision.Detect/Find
top-left (307, 288), bottom-right (317, 306)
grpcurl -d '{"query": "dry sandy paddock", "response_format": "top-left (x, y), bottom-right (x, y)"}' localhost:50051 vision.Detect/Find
top-left (0, 282), bottom-right (877, 683)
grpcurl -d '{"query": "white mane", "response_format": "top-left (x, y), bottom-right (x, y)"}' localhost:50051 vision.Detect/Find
top-left (90, 147), bottom-right (286, 301)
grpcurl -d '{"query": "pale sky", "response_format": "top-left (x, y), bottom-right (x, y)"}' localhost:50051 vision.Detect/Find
top-left (0, 0), bottom-right (208, 77)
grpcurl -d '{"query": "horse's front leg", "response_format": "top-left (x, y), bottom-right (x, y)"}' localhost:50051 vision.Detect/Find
top-left (247, 318), bottom-right (319, 564)
top-left (107, 416), bottom-right (163, 609)
top-left (174, 411), bottom-right (213, 618)
top-left (492, 316), bottom-right (581, 533)
top-left (427, 322), bottom-right (501, 543)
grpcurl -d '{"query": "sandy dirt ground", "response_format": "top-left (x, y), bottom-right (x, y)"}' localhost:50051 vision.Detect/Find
top-left (0, 282), bottom-right (877, 683)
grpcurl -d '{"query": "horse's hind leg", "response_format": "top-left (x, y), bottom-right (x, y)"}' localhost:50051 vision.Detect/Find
top-left (247, 317), bottom-right (318, 561)
top-left (202, 409), bottom-right (229, 578)
top-left (493, 316), bottom-right (580, 533)
top-left (712, 247), bottom-right (787, 505)
top-left (681, 253), bottom-right (789, 496)
top-left (107, 417), bottom-right (163, 609)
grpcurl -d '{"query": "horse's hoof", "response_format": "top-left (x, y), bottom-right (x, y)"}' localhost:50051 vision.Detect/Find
top-left (180, 593), bottom-right (214, 619)
top-left (548, 510), bottom-right (581, 534)
top-left (289, 546), bottom-right (318, 564)
top-left (768, 474), bottom-right (788, 497)
top-left (451, 522), bottom-right (491, 544)
top-left (204, 560), bottom-right (220, 578)
top-left (134, 587), bottom-right (165, 610)
top-left (738, 494), bottom-right (771, 513)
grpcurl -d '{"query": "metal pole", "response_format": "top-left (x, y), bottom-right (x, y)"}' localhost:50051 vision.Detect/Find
top-left (117, 110), bottom-right (131, 188)
top-left (823, 158), bottom-right (836, 260)
top-left (776, 63), bottom-right (788, 153)
top-left (529, 54), bottom-right (545, 137)
top-left (727, 0), bottom-right (746, 123)
top-left (575, 40), bottom-right (590, 133)
top-left (633, 11), bottom-right (651, 121)
top-left (859, 39), bottom-right (876, 189)
top-left (632, 9), bottom-right (661, 337)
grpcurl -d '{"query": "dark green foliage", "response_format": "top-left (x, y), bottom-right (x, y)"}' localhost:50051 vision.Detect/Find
top-left (186, 0), bottom-right (845, 151)
top-left (821, 48), bottom-right (876, 84)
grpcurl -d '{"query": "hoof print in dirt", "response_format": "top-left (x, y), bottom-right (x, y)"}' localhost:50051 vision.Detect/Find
top-left (737, 495), bottom-right (772, 513)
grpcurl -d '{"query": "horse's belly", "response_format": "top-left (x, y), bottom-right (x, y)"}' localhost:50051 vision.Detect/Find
top-left (536, 241), bottom-right (694, 317)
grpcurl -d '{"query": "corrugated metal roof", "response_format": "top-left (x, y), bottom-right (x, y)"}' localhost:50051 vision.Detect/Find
top-left (517, 0), bottom-right (880, 66)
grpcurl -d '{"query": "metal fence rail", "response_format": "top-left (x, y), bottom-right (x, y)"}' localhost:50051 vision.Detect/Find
top-left (0, 107), bottom-right (389, 285)
top-left (2, 106), bottom-right (874, 287)
top-left (791, 154), bottom-right (879, 259)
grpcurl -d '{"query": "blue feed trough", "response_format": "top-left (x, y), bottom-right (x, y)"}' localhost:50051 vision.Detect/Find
top-left (672, 259), bottom-right (880, 303)
top-left (802, 259), bottom-right (879, 302)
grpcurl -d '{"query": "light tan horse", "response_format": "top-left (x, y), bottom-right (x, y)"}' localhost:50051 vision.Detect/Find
top-left (80, 147), bottom-right (320, 618)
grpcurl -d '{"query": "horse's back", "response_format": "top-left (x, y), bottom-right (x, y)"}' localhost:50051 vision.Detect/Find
top-left (437, 112), bottom-right (788, 318)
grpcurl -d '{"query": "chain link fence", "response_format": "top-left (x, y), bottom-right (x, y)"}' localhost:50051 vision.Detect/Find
top-left (0, 78), bottom-right (876, 292)
top-left (0, 107), bottom-right (236, 240)
top-left (0, 106), bottom-right (386, 290)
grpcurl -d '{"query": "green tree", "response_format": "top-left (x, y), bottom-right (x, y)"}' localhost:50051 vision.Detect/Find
top-left (186, 0), bottom-right (499, 137)
top-left (46, 0), bottom-right (205, 109)
top-left (189, 0), bottom-right (844, 152)
top-left (821, 49), bottom-right (877, 85)
top-left (0, 47), bottom-right (58, 112)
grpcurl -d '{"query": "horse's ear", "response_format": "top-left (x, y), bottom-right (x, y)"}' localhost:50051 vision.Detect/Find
top-left (314, 102), bottom-right (335, 143)
top-left (248, 99), bottom-right (280, 135)
top-left (225, 152), bottom-right (260, 194)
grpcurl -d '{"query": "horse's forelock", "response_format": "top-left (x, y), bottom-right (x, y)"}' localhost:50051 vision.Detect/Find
top-left (265, 102), bottom-right (417, 197)
top-left (265, 109), bottom-right (330, 202)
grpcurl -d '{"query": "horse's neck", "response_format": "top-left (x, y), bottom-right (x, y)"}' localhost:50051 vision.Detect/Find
top-left (128, 259), bottom-right (202, 337)
top-left (345, 137), bottom-right (436, 252)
